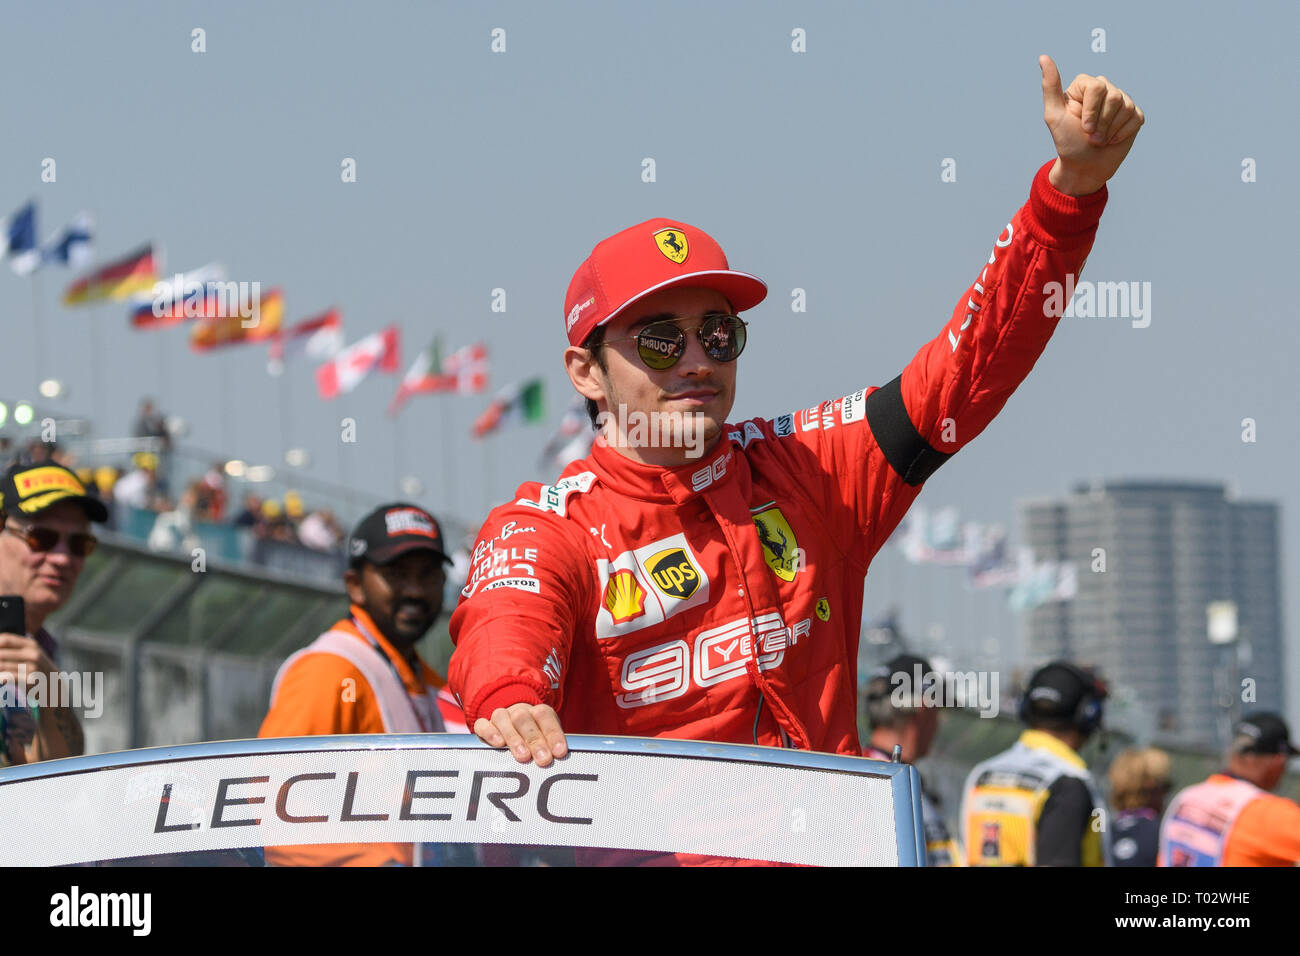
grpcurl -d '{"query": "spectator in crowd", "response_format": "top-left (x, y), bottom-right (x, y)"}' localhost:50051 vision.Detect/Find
top-left (259, 503), bottom-right (467, 865)
top-left (298, 508), bottom-right (343, 552)
top-left (92, 466), bottom-right (119, 499)
top-left (19, 438), bottom-right (54, 468)
top-left (1108, 746), bottom-right (1171, 867)
top-left (148, 483), bottom-right (201, 554)
top-left (132, 399), bottom-right (170, 452)
top-left (1158, 712), bottom-right (1300, 866)
top-left (260, 499), bottom-right (295, 542)
top-left (862, 653), bottom-right (962, 866)
top-left (75, 468), bottom-right (100, 504)
top-left (113, 453), bottom-right (160, 512)
top-left (132, 399), bottom-right (172, 494)
top-left (0, 462), bottom-right (108, 765)
top-left (232, 492), bottom-right (261, 529)
top-left (961, 661), bottom-right (1110, 866)
top-left (196, 462), bottom-right (227, 522)
top-left (283, 490), bottom-right (304, 524)
top-left (90, 466), bottom-right (120, 530)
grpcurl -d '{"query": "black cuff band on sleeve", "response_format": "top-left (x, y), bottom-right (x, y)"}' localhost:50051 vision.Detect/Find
top-left (863, 375), bottom-right (951, 486)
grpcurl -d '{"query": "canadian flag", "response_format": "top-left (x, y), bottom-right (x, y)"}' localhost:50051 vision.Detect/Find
top-left (315, 325), bottom-right (401, 399)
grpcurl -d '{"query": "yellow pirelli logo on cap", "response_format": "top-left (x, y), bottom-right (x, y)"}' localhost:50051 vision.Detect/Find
top-left (15, 467), bottom-right (86, 500)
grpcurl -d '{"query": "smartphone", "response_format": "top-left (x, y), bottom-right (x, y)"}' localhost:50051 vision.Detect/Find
top-left (0, 595), bottom-right (25, 636)
top-left (0, 595), bottom-right (28, 758)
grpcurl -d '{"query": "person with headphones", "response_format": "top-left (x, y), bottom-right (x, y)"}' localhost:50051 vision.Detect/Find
top-left (861, 653), bottom-right (963, 866)
top-left (960, 660), bottom-right (1110, 866)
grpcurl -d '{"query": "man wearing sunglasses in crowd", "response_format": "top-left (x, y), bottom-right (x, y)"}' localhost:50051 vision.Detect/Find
top-left (450, 59), bottom-right (1145, 791)
top-left (0, 462), bottom-right (106, 765)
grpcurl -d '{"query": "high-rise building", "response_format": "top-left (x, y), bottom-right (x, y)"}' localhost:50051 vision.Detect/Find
top-left (1020, 481), bottom-right (1284, 749)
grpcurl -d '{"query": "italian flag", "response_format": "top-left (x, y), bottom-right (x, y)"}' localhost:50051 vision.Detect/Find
top-left (472, 378), bottom-right (544, 438)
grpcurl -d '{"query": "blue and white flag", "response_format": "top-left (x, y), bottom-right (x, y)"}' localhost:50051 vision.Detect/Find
top-left (41, 212), bottom-right (94, 269)
top-left (1, 201), bottom-right (40, 275)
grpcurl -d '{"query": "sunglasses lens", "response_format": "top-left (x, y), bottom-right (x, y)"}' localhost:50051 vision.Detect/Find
top-left (637, 324), bottom-right (685, 370)
top-left (15, 526), bottom-right (96, 556)
top-left (701, 315), bottom-right (746, 362)
top-left (29, 528), bottom-right (59, 552)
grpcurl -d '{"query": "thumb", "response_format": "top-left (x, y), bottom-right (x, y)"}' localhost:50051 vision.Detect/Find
top-left (1039, 54), bottom-right (1064, 115)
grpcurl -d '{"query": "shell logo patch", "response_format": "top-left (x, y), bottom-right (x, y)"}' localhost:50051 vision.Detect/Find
top-left (815, 597), bottom-right (831, 622)
top-left (753, 506), bottom-right (799, 583)
top-left (653, 228), bottom-right (689, 264)
top-left (603, 569), bottom-right (647, 624)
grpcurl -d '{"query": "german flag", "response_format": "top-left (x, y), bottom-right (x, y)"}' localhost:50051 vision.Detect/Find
top-left (63, 244), bottom-right (158, 305)
top-left (190, 288), bottom-right (284, 351)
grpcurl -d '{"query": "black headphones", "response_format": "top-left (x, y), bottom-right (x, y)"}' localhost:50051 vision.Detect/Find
top-left (1018, 661), bottom-right (1107, 735)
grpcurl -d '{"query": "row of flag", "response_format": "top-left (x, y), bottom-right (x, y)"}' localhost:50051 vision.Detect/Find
top-left (891, 505), bottom-right (1079, 611)
top-left (1, 199), bottom-right (593, 461)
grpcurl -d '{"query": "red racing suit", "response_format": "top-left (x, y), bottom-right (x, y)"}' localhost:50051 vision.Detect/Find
top-left (450, 160), bottom-right (1107, 756)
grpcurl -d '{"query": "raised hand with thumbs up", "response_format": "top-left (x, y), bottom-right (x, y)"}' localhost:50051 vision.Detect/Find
top-left (1040, 54), bottom-right (1145, 197)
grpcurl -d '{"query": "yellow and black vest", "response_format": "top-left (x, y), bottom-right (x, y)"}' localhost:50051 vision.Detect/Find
top-left (959, 730), bottom-right (1108, 867)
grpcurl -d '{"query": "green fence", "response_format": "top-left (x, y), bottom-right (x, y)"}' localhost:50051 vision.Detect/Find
top-left (45, 533), bottom-right (455, 755)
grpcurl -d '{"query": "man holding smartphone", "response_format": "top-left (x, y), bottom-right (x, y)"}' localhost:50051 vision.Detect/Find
top-left (0, 462), bottom-right (107, 765)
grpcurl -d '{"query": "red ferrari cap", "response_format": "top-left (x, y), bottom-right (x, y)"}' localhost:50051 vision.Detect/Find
top-left (563, 218), bottom-right (767, 346)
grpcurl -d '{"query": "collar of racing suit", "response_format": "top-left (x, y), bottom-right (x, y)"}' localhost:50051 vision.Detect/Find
top-left (587, 429), bottom-right (815, 750)
top-left (586, 431), bottom-right (740, 504)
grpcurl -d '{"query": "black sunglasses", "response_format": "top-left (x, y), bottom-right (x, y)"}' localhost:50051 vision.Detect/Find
top-left (3, 522), bottom-right (98, 558)
top-left (604, 314), bottom-right (748, 371)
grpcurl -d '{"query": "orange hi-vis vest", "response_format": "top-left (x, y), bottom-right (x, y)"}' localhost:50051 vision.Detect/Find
top-left (1159, 773), bottom-right (1300, 867)
top-left (258, 606), bottom-right (467, 866)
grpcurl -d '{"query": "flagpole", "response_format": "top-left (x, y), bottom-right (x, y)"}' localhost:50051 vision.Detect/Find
top-left (277, 365), bottom-right (291, 461)
top-left (219, 355), bottom-right (232, 452)
top-left (90, 304), bottom-right (105, 432)
top-left (30, 272), bottom-right (43, 396)
top-left (393, 406), bottom-right (405, 497)
top-left (337, 399), bottom-right (351, 495)
top-left (440, 396), bottom-right (456, 520)
top-left (482, 433), bottom-right (493, 518)
top-left (157, 328), bottom-right (169, 410)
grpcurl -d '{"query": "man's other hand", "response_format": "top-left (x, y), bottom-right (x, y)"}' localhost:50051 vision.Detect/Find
top-left (474, 703), bottom-right (568, 767)
top-left (1040, 54), bottom-right (1144, 196)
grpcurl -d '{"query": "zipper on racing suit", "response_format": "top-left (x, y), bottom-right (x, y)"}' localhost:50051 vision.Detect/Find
top-left (753, 695), bottom-right (796, 748)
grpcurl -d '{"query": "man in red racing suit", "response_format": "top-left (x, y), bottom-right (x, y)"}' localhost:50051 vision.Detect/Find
top-left (450, 59), bottom-right (1143, 802)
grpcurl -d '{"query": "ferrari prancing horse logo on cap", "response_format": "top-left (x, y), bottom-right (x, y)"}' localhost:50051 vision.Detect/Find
top-left (654, 229), bottom-right (689, 264)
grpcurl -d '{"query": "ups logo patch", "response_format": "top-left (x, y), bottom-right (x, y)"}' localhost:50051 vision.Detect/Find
top-left (646, 547), bottom-right (700, 600)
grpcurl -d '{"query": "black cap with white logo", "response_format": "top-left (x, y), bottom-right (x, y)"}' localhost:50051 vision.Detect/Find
top-left (866, 653), bottom-right (937, 707)
top-left (347, 503), bottom-right (451, 569)
top-left (1233, 712), bottom-right (1300, 756)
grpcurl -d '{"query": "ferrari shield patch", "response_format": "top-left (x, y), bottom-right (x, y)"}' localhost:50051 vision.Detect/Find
top-left (653, 228), bottom-right (689, 264)
top-left (753, 505), bottom-right (799, 582)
